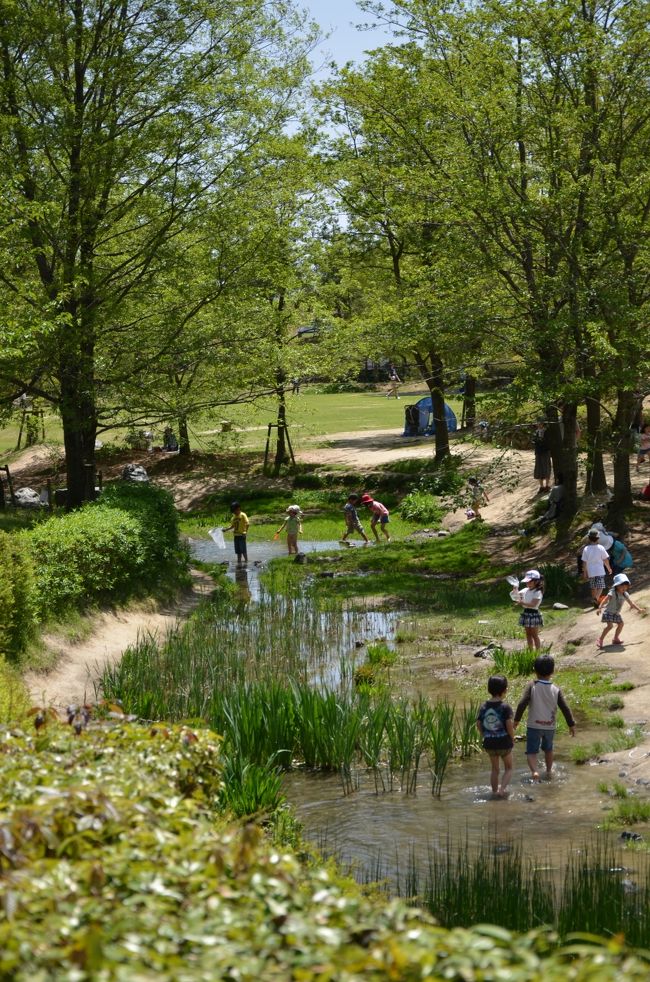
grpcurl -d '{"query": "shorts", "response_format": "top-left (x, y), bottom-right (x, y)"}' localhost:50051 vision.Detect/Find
top-left (485, 746), bottom-right (513, 758)
top-left (372, 514), bottom-right (389, 525)
top-left (519, 609), bottom-right (543, 628)
top-left (589, 575), bottom-right (606, 590)
top-left (234, 534), bottom-right (247, 559)
top-left (601, 611), bottom-right (623, 624)
top-left (526, 727), bottom-right (555, 755)
top-left (346, 519), bottom-right (365, 533)
top-left (638, 447), bottom-right (650, 458)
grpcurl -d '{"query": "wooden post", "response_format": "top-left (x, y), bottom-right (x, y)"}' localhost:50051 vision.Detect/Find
top-left (0, 476), bottom-right (5, 510)
top-left (283, 423), bottom-right (296, 467)
top-left (263, 424), bottom-right (273, 475)
top-left (3, 465), bottom-right (16, 507)
top-left (46, 479), bottom-right (53, 512)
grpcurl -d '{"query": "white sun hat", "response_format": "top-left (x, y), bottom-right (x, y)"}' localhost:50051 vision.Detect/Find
top-left (521, 569), bottom-right (541, 582)
top-left (612, 573), bottom-right (630, 587)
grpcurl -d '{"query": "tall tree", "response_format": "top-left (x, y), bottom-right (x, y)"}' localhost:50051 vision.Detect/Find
top-left (0, 0), bottom-right (315, 504)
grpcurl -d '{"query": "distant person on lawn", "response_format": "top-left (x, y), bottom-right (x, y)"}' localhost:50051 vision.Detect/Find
top-left (386, 366), bottom-right (401, 399)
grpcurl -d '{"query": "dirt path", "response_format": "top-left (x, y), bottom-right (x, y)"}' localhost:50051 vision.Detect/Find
top-left (25, 569), bottom-right (214, 710)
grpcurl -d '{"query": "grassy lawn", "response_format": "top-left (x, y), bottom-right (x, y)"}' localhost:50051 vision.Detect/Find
top-left (1, 386), bottom-right (463, 457)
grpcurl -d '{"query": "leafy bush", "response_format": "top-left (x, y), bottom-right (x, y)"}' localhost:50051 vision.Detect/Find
top-left (24, 482), bottom-right (184, 621)
top-left (0, 531), bottom-right (36, 659)
top-left (399, 490), bottom-right (444, 526)
top-left (26, 506), bottom-right (146, 617)
top-left (540, 563), bottom-right (576, 599)
top-left (98, 481), bottom-right (181, 571)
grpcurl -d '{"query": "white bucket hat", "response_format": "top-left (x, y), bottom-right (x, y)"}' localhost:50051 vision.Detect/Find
top-left (612, 573), bottom-right (630, 587)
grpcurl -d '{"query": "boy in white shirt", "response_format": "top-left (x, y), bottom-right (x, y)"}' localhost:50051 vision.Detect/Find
top-left (581, 529), bottom-right (612, 606)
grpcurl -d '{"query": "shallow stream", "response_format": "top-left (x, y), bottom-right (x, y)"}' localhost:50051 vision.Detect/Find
top-left (190, 535), bottom-right (637, 887)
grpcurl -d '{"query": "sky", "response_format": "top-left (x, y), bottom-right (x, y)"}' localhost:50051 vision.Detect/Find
top-left (300, 0), bottom-right (395, 73)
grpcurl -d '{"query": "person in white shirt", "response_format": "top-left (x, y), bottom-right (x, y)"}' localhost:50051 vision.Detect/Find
top-left (512, 569), bottom-right (544, 650)
top-left (581, 529), bottom-right (612, 606)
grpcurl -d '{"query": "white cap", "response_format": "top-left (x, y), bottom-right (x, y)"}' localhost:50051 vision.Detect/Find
top-left (613, 573), bottom-right (630, 587)
top-left (521, 569), bottom-right (541, 582)
top-left (287, 504), bottom-right (301, 513)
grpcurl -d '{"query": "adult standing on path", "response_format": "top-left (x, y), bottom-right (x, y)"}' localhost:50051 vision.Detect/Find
top-left (532, 419), bottom-right (552, 493)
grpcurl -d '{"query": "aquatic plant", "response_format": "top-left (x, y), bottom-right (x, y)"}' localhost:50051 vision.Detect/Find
top-left (429, 702), bottom-right (456, 796)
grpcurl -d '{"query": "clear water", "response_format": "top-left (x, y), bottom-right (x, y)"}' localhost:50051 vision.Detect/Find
top-left (189, 534), bottom-right (639, 886)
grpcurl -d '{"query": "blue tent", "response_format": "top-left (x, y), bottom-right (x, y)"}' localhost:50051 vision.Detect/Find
top-left (403, 397), bottom-right (457, 437)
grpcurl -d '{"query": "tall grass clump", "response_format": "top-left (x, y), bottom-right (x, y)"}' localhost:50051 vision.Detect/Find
top-left (372, 836), bottom-right (650, 944)
top-left (539, 563), bottom-right (576, 600)
top-left (429, 702), bottom-right (456, 796)
top-left (491, 646), bottom-right (538, 676)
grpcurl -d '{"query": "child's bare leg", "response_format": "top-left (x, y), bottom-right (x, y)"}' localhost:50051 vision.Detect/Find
top-left (497, 751), bottom-right (513, 796)
top-left (382, 525), bottom-right (391, 541)
top-left (544, 749), bottom-right (554, 777)
top-left (489, 755), bottom-right (500, 793)
top-left (524, 627), bottom-right (535, 650)
top-left (371, 522), bottom-right (379, 542)
top-left (526, 754), bottom-right (540, 780)
top-left (598, 622), bottom-right (612, 647)
top-left (530, 627), bottom-right (541, 650)
top-left (612, 619), bottom-right (624, 642)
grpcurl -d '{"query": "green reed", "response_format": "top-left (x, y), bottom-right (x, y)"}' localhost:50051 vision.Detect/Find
top-left (358, 693), bottom-right (391, 793)
top-left (457, 701), bottom-right (481, 758)
top-left (429, 702), bottom-right (456, 796)
top-left (363, 836), bottom-right (650, 944)
top-left (491, 646), bottom-right (538, 676)
top-left (103, 589), bottom-right (483, 802)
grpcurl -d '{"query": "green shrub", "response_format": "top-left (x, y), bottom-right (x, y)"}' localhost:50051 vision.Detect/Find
top-left (24, 483), bottom-right (184, 621)
top-left (26, 507), bottom-right (145, 617)
top-left (99, 481), bottom-right (180, 571)
top-left (399, 490), bottom-right (444, 526)
top-left (0, 531), bottom-right (36, 659)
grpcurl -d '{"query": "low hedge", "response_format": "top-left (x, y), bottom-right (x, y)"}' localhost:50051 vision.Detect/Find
top-left (1, 721), bottom-right (649, 980)
top-left (0, 483), bottom-right (185, 653)
top-left (26, 482), bottom-right (184, 620)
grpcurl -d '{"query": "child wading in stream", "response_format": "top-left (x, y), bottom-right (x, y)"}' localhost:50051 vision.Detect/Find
top-left (596, 573), bottom-right (645, 648)
top-left (275, 504), bottom-right (303, 555)
top-left (359, 494), bottom-right (391, 542)
top-left (476, 675), bottom-right (515, 798)
top-left (222, 501), bottom-right (249, 565)
top-left (514, 655), bottom-right (576, 782)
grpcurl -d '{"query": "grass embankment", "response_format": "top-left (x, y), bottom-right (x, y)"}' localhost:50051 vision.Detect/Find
top-left (2, 719), bottom-right (650, 977)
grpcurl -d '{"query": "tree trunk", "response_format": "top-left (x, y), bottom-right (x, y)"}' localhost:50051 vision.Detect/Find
top-left (462, 374), bottom-right (476, 429)
top-left (178, 415), bottom-right (191, 456)
top-left (59, 340), bottom-right (97, 508)
top-left (545, 403), bottom-right (563, 482)
top-left (273, 380), bottom-right (289, 476)
top-left (608, 388), bottom-right (636, 527)
top-left (558, 401), bottom-right (579, 521)
top-left (424, 350), bottom-right (450, 464)
top-left (584, 396), bottom-right (607, 493)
